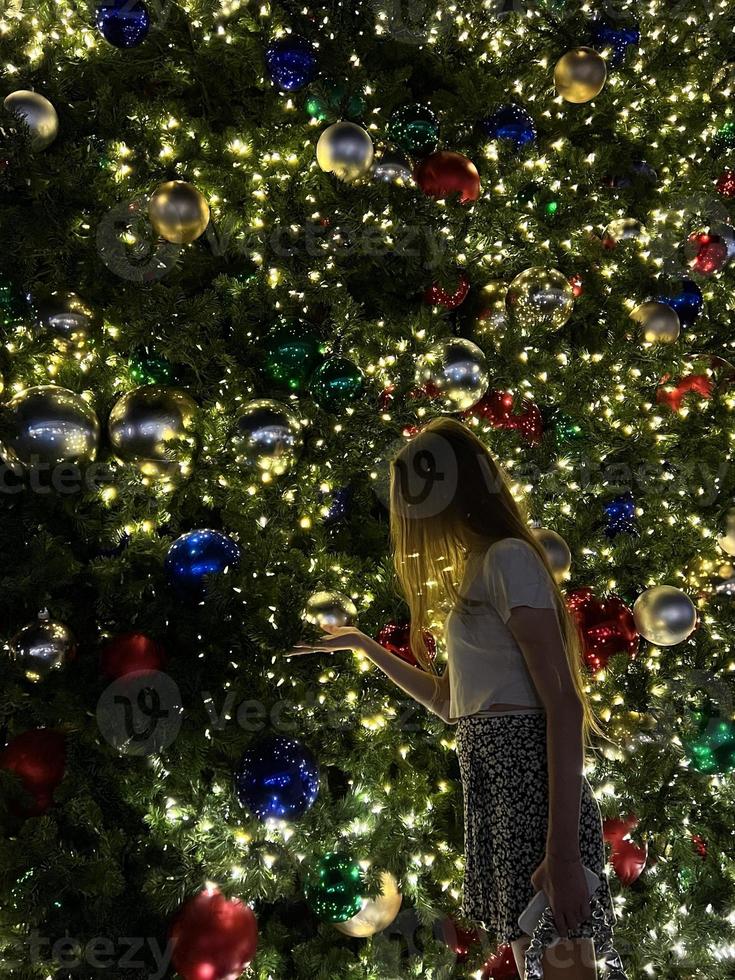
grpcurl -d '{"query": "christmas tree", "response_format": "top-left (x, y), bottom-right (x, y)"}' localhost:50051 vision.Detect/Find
top-left (0, 0), bottom-right (735, 977)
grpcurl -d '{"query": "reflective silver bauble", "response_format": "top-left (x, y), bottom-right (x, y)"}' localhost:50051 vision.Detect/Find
top-left (10, 618), bottom-right (76, 682)
top-left (474, 281), bottom-right (509, 339)
top-left (4, 90), bottom-right (59, 151)
top-left (334, 871), bottom-right (403, 938)
top-left (506, 267), bottom-right (574, 330)
top-left (148, 180), bottom-right (210, 245)
top-left (633, 585), bottom-right (697, 646)
top-left (316, 121), bottom-right (374, 182)
top-left (372, 146), bottom-right (413, 185)
top-left (415, 337), bottom-right (489, 412)
top-left (631, 301), bottom-right (680, 344)
top-left (1, 385), bottom-right (100, 470)
top-left (32, 290), bottom-right (96, 351)
top-left (232, 398), bottom-right (301, 476)
top-left (304, 590), bottom-right (358, 629)
top-left (108, 385), bottom-right (198, 479)
top-left (533, 527), bottom-right (571, 582)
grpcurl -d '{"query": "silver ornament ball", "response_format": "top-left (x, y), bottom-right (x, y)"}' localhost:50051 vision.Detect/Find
top-left (108, 385), bottom-right (198, 479)
top-left (372, 146), bottom-right (413, 185)
top-left (415, 337), bottom-right (489, 412)
top-left (304, 590), bottom-right (358, 629)
top-left (232, 399), bottom-right (302, 476)
top-left (4, 90), bottom-right (59, 151)
top-left (32, 290), bottom-right (96, 351)
top-left (533, 528), bottom-right (571, 582)
top-left (316, 121), bottom-right (374, 183)
top-left (633, 585), bottom-right (697, 646)
top-left (631, 301), bottom-right (680, 345)
top-left (506, 267), bottom-right (574, 330)
top-left (1, 385), bottom-right (100, 470)
top-left (10, 618), bottom-right (76, 682)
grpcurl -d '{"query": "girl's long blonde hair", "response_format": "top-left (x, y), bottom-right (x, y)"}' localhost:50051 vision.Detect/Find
top-left (389, 416), bottom-right (605, 746)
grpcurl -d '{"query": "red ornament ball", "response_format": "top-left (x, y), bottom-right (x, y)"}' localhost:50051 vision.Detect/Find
top-left (169, 886), bottom-right (258, 980)
top-left (424, 272), bottom-right (471, 309)
top-left (603, 813), bottom-right (639, 846)
top-left (656, 373), bottom-right (713, 412)
top-left (692, 833), bottom-right (708, 860)
top-left (435, 917), bottom-right (480, 964)
top-left (376, 621), bottom-right (436, 667)
top-left (99, 632), bottom-right (167, 680)
top-left (0, 728), bottom-right (66, 816)
top-left (566, 587), bottom-right (639, 673)
top-left (482, 943), bottom-right (520, 979)
top-left (716, 170), bottom-right (735, 198)
top-left (465, 390), bottom-right (544, 445)
top-left (686, 231), bottom-right (728, 276)
top-left (414, 151), bottom-right (481, 203)
top-left (569, 273), bottom-right (584, 298)
top-left (610, 837), bottom-right (647, 886)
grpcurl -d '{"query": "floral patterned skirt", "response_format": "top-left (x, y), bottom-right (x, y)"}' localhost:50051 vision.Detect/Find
top-left (455, 711), bottom-right (615, 944)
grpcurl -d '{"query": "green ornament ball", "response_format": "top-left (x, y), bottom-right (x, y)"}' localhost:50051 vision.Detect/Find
top-left (684, 704), bottom-right (735, 774)
top-left (0, 276), bottom-right (27, 329)
top-left (552, 411), bottom-right (583, 444)
top-left (309, 356), bottom-right (364, 411)
top-left (303, 852), bottom-right (364, 923)
top-left (713, 121), bottom-right (735, 152)
top-left (306, 80), bottom-right (366, 123)
top-left (263, 320), bottom-right (325, 392)
top-left (387, 103), bottom-right (439, 158)
top-left (129, 348), bottom-right (174, 386)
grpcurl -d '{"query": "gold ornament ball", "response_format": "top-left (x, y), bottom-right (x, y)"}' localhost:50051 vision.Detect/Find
top-left (4, 90), bottom-right (59, 151)
top-left (304, 590), bottom-right (358, 629)
top-left (415, 337), bottom-right (489, 412)
top-left (534, 528), bottom-right (571, 582)
top-left (718, 508), bottom-right (735, 557)
top-left (148, 181), bottom-right (210, 244)
top-left (108, 384), bottom-right (198, 479)
top-left (554, 47), bottom-right (607, 104)
top-left (333, 871), bottom-right (403, 938)
top-left (317, 121), bottom-right (374, 183)
top-left (631, 301), bottom-right (680, 345)
top-left (633, 585), bottom-right (697, 646)
top-left (506, 267), bottom-right (574, 330)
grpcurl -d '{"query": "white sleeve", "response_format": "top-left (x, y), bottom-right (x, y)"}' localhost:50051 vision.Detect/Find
top-left (484, 538), bottom-right (557, 623)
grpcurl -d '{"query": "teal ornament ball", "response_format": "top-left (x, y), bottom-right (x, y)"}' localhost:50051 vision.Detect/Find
top-left (304, 852), bottom-right (363, 923)
top-left (387, 103), bottom-right (439, 157)
top-left (309, 356), bottom-right (364, 411)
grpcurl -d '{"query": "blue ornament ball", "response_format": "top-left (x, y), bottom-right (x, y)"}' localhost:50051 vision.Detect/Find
top-left (604, 493), bottom-right (638, 538)
top-left (95, 0), bottom-right (150, 48)
top-left (235, 735), bottom-right (320, 821)
top-left (481, 104), bottom-right (536, 149)
top-left (266, 35), bottom-right (318, 92)
top-left (590, 19), bottom-right (640, 68)
top-left (165, 529), bottom-right (240, 596)
top-left (658, 278), bottom-right (703, 327)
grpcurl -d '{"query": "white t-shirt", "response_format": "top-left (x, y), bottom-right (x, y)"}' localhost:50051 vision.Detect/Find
top-left (445, 537), bottom-right (558, 720)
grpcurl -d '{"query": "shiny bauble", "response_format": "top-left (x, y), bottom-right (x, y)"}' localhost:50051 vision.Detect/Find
top-left (414, 151), bottom-right (481, 204)
top-left (0, 728), bottom-right (66, 816)
top-left (263, 319), bottom-right (324, 392)
top-left (466, 390), bottom-right (543, 444)
top-left (554, 47), bottom-right (607, 103)
top-left (604, 492), bottom-right (638, 538)
top-left (129, 347), bottom-right (174, 385)
top-left (235, 735), bottom-right (320, 821)
top-left (10, 619), bottom-right (75, 682)
top-left (232, 399), bottom-right (301, 476)
top-left (31, 290), bottom-right (96, 351)
top-left (481, 103), bottom-right (536, 149)
top-left (333, 871), bottom-right (402, 937)
top-left (165, 529), bottom-right (241, 597)
top-left (316, 121), bottom-right (374, 182)
top-left (602, 217), bottom-right (647, 249)
top-left (424, 272), bottom-right (470, 309)
top-left (96, 0), bottom-right (150, 48)
top-left (590, 18), bottom-right (639, 67)
top-left (304, 590), bottom-right (357, 629)
top-left (631, 301), bottom-right (680, 345)
top-left (633, 585), bottom-right (697, 646)
top-left (567, 587), bottom-right (639, 673)
top-left (376, 621), bottom-right (437, 668)
top-left (4, 90), bottom-right (59, 151)
top-left (99, 632), bottom-right (167, 680)
top-left (265, 35), bottom-right (317, 92)
top-left (718, 508), bottom-right (735, 557)
top-left (108, 385), bottom-right (198, 479)
top-left (415, 337), bottom-right (489, 412)
top-left (304, 852), bottom-right (363, 923)
top-left (148, 180), bottom-right (210, 245)
top-left (686, 230), bottom-right (730, 277)
top-left (474, 281), bottom-right (509, 339)
top-left (169, 886), bottom-right (258, 980)
top-left (309, 356), bottom-right (364, 412)
top-left (610, 837), bottom-right (647, 886)
top-left (1, 385), bottom-right (100, 470)
top-left (657, 278), bottom-right (703, 327)
top-left (533, 528), bottom-right (571, 581)
top-left (371, 145), bottom-right (413, 185)
top-left (386, 103), bottom-right (439, 157)
top-left (506, 267), bottom-right (574, 330)
top-left (685, 703), bottom-right (735, 774)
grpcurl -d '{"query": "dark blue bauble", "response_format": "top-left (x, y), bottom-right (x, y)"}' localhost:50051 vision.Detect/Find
top-left (235, 735), bottom-right (320, 821)
top-left (658, 278), bottom-right (703, 327)
top-left (266, 36), bottom-right (318, 92)
top-left (590, 19), bottom-right (640, 68)
top-left (96, 0), bottom-right (150, 48)
top-left (481, 104), bottom-right (536, 149)
top-left (324, 486), bottom-right (352, 525)
top-left (604, 493), bottom-right (638, 538)
top-left (165, 529), bottom-right (240, 596)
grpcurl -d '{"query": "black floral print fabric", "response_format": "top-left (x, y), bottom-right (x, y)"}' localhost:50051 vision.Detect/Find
top-left (455, 712), bottom-right (616, 944)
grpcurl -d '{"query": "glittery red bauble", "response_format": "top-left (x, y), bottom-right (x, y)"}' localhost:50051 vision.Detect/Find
top-left (692, 833), bottom-right (708, 859)
top-left (424, 272), bottom-right (471, 309)
top-left (566, 587), bottom-right (639, 673)
top-left (610, 837), bottom-right (647, 886)
top-left (482, 942), bottom-right (520, 979)
top-left (99, 632), bottom-right (167, 680)
top-left (716, 170), bottom-right (735, 198)
top-left (656, 373), bottom-right (713, 412)
top-left (169, 886), bottom-right (258, 980)
top-left (414, 151), bottom-right (482, 203)
top-left (686, 231), bottom-right (728, 276)
top-left (376, 621), bottom-right (436, 667)
top-left (465, 390), bottom-right (544, 445)
top-left (0, 729), bottom-right (66, 816)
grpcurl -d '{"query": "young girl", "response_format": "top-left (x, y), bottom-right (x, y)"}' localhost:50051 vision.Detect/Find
top-left (290, 417), bottom-right (617, 977)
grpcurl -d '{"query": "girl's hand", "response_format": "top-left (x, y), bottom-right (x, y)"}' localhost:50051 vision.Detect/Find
top-left (287, 624), bottom-right (372, 657)
top-left (530, 853), bottom-right (591, 938)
